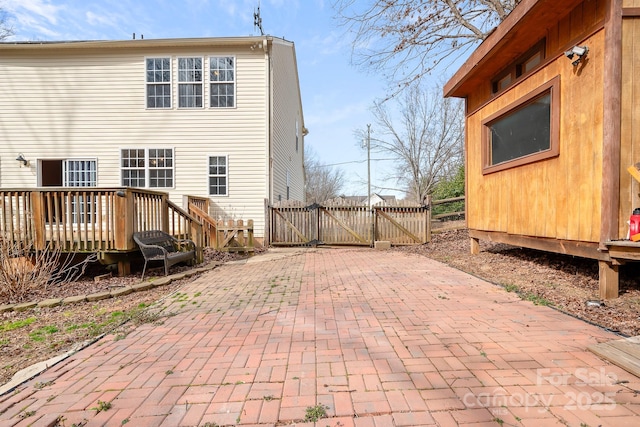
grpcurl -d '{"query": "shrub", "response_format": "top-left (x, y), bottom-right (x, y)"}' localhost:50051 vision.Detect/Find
top-left (0, 240), bottom-right (62, 304)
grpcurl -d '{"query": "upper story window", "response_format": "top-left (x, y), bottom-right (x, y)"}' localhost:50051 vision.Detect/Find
top-left (146, 58), bottom-right (172, 109)
top-left (492, 39), bottom-right (545, 95)
top-left (482, 76), bottom-right (560, 174)
top-left (121, 148), bottom-right (174, 188)
top-left (178, 57), bottom-right (203, 108)
top-left (210, 57), bottom-right (235, 108)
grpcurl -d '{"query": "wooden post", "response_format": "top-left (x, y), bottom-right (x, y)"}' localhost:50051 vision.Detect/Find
top-left (599, 260), bottom-right (619, 300)
top-left (425, 195), bottom-right (432, 243)
top-left (600, 0), bottom-right (623, 247)
top-left (161, 194), bottom-right (170, 233)
top-left (248, 219), bottom-right (254, 250)
top-left (237, 219), bottom-right (245, 248)
top-left (470, 237), bottom-right (480, 255)
top-left (114, 189), bottom-right (134, 251)
top-left (30, 191), bottom-right (46, 251)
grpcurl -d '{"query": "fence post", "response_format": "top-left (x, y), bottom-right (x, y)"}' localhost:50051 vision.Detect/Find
top-left (248, 219), bottom-right (254, 250)
top-left (425, 195), bottom-right (432, 243)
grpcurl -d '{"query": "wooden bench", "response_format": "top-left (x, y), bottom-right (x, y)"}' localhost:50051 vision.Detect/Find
top-left (133, 230), bottom-right (196, 279)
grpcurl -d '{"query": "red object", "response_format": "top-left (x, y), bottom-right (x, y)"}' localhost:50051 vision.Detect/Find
top-left (630, 208), bottom-right (640, 239)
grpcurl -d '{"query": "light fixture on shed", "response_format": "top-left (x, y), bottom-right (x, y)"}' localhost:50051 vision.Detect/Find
top-left (564, 45), bottom-right (589, 66)
top-left (15, 153), bottom-right (28, 166)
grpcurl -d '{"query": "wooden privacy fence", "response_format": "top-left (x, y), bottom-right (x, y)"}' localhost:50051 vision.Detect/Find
top-left (268, 201), bottom-right (430, 247)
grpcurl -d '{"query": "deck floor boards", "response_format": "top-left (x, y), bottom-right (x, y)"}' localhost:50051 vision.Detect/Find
top-left (589, 336), bottom-right (640, 377)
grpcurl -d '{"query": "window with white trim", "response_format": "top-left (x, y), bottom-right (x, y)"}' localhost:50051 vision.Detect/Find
top-left (121, 148), bottom-right (174, 188)
top-left (210, 57), bottom-right (235, 108)
top-left (64, 159), bottom-right (97, 223)
top-left (178, 57), bottom-right (203, 108)
top-left (146, 58), bottom-right (171, 108)
top-left (208, 156), bottom-right (228, 196)
top-left (63, 159), bottom-right (97, 187)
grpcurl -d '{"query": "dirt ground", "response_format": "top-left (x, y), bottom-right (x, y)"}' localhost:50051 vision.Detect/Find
top-left (1, 230), bottom-right (639, 388)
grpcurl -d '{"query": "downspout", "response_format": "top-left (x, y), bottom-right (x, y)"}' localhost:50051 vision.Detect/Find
top-left (265, 38), bottom-right (273, 204)
top-left (600, 0), bottom-right (623, 249)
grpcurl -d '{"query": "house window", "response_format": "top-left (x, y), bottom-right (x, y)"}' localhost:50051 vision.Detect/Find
top-left (148, 149), bottom-right (174, 187)
top-left (146, 58), bottom-right (171, 108)
top-left (178, 57), bottom-right (203, 108)
top-left (482, 77), bottom-right (560, 174)
top-left (64, 160), bottom-right (97, 187)
top-left (121, 148), bottom-right (174, 188)
top-left (295, 119), bottom-right (299, 152)
top-left (209, 156), bottom-right (228, 196)
top-left (210, 57), bottom-right (235, 108)
top-left (492, 39), bottom-right (545, 94)
top-left (64, 160), bottom-right (97, 223)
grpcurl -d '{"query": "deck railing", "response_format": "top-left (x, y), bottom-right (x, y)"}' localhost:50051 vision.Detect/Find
top-left (0, 188), bottom-right (203, 259)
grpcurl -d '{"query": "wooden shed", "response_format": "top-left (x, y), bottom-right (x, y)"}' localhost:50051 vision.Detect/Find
top-left (444, 0), bottom-right (640, 299)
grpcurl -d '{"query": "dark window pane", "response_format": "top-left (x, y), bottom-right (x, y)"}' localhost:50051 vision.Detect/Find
top-left (489, 92), bottom-right (551, 165)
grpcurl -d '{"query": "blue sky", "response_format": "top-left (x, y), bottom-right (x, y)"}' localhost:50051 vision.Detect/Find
top-left (2, 0), bottom-right (431, 197)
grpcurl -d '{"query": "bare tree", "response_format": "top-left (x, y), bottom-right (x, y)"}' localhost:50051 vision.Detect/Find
top-left (0, 6), bottom-right (13, 40)
top-left (305, 147), bottom-right (346, 204)
top-left (366, 83), bottom-right (464, 203)
top-left (334, 0), bottom-right (521, 90)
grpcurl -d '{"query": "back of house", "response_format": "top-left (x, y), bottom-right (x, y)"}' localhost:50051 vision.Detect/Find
top-left (0, 36), bottom-right (305, 239)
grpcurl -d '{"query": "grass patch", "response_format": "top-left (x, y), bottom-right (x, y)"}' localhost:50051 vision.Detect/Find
top-left (304, 404), bottom-right (329, 422)
top-left (0, 317), bottom-right (36, 332)
top-left (29, 325), bottom-right (59, 342)
top-left (502, 283), bottom-right (553, 307)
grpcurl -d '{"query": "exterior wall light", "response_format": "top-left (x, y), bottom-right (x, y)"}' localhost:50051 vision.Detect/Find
top-left (16, 153), bottom-right (28, 166)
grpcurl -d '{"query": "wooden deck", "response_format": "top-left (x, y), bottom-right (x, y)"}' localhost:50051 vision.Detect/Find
top-left (0, 188), bottom-right (204, 274)
top-left (589, 336), bottom-right (640, 378)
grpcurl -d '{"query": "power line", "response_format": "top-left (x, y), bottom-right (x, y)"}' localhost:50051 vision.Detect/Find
top-left (315, 158), bottom-right (395, 167)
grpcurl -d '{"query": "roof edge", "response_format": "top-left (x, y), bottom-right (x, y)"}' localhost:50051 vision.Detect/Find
top-left (444, 0), bottom-right (539, 98)
top-left (0, 35), bottom-right (287, 51)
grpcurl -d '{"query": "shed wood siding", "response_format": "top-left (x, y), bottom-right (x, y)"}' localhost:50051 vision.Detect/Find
top-left (270, 41), bottom-right (305, 202)
top-left (0, 43), bottom-right (274, 236)
top-left (464, 0), bottom-right (606, 113)
top-left (466, 30), bottom-right (605, 242)
top-left (620, 11), bottom-right (640, 237)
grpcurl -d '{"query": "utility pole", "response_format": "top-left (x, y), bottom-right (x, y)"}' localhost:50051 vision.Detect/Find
top-left (366, 124), bottom-right (371, 209)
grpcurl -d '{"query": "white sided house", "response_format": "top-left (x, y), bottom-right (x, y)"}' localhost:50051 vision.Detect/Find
top-left (0, 36), bottom-right (306, 238)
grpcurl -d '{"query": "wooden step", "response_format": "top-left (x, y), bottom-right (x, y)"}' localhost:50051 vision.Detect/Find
top-left (588, 336), bottom-right (640, 378)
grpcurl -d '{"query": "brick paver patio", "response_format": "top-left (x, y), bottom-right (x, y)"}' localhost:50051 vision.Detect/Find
top-left (1, 248), bottom-right (639, 426)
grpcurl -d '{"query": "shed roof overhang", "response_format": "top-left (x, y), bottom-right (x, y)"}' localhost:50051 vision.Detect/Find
top-left (444, 0), bottom-right (587, 98)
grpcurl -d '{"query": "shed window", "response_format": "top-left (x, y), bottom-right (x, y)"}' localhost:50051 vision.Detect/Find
top-left (492, 39), bottom-right (545, 94)
top-left (482, 77), bottom-right (560, 174)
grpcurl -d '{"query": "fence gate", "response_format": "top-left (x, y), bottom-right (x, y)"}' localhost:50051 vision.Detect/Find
top-left (268, 201), bottom-right (430, 247)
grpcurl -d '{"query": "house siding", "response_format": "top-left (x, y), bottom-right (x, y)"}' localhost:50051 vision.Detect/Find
top-left (270, 40), bottom-right (305, 203)
top-left (0, 38), bottom-right (303, 237)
